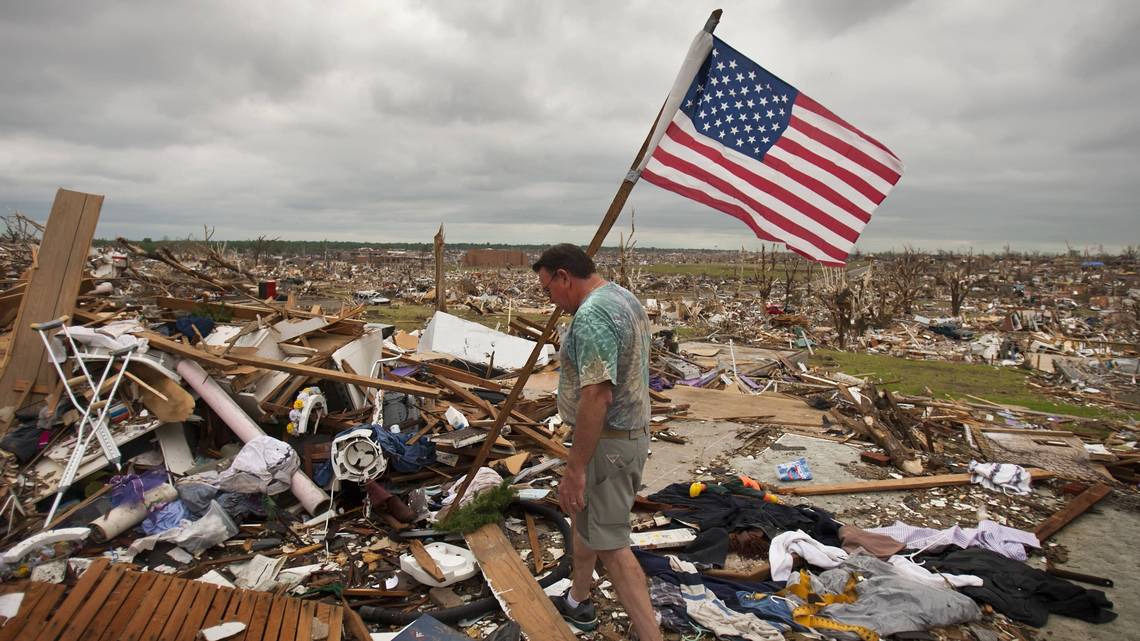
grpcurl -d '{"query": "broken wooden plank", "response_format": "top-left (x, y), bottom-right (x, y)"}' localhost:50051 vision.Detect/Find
top-left (463, 523), bottom-right (577, 641)
top-left (140, 331), bottom-right (236, 369)
top-left (408, 539), bottom-right (446, 583)
top-left (525, 513), bottom-right (545, 574)
top-left (0, 189), bottom-right (104, 428)
top-left (225, 353), bottom-right (440, 398)
top-left (777, 468), bottom-right (1055, 496)
top-left (1035, 483), bottom-right (1112, 543)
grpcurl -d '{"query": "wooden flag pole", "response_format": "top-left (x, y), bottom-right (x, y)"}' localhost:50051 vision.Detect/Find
top-left (450, 9), bottom-right (723, 508)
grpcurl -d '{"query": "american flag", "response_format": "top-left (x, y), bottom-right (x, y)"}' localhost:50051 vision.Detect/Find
top-left (641, 37), bottom-right (903, 266)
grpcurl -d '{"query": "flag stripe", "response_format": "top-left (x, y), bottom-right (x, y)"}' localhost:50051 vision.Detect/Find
top-left (660, 121), bottom-right (862, 243)
top-left (642, 166), bottom-right (845, 266)
top-left (788, 115), bottom-right (900, 185)
top-left (646, 145), bottom-right (852, 261)
top-left (780, 126), bottom-right (895, 198)
top-left (641, 168), bottom-right (781, 243)
top-left (759, 148), bottom-right (873, 224)
top-left (795, 108), bottom-right (904, 176)
top-left (674, 116), bottom-right (874, 225)
top-left (795, 93), bottom-right (901, 163)
top-left (771, 136), bottom-right (887, 206)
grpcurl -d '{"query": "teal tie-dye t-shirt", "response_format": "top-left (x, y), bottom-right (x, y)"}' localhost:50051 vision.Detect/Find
top-left (558, 282), bottom-right (651, 431)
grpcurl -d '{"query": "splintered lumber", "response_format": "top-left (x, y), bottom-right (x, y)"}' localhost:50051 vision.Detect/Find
top-left (464, 523), bottom-right (577, 641)
top-left (777, 468), bottom-right (1055, 496)
top-left (408, 539), bottom-right (446, 583)
top-left (141, 331), bottom-right (237, 369)
top-left (525, 513), bottom-right (545, 574)
top-left (1035, 483), bottom-right (1112, 542)
top-left (225, 353), bottom-right (440, 398)
top-left (0, 189), bottom-right (103, 428)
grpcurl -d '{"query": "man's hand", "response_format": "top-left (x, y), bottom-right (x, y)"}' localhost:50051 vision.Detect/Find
top-left (559, 463), bottom-right (588, 515)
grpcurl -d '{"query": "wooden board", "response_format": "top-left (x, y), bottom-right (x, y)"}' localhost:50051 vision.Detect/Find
top-left (130, 364), bottom-right (196, 422)
top-left (0, 189), bottom-right (104, 427)
top-left (1035, 483), bottom-right (1112, 542)
top-left (225, 353), bottom-right (441, 398)
top-left (778, 468), bottom-right (1055, 496)
top-left (464, 523), bottom-right (577, 641)
top-left (139, 331), bottom-right (237, 369)
top-left (2, 563), bottom-right (342, 641)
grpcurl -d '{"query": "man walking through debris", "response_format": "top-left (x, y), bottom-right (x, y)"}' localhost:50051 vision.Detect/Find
top-left (532, 244), bottom-right (661, 640)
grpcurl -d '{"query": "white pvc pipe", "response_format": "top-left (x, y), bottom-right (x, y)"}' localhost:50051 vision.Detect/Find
top-left (177, 359), bottom-right (331, 515)
top-left (90, 482), bottom-right (178, 542)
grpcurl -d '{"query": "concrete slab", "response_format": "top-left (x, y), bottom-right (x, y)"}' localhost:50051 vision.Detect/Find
top-left (1038, 503), bottom-right (1140, 641)
top-left (641, 420), bottom-right (747, 494)
top-left (729, 433), bottom-right (907, 519)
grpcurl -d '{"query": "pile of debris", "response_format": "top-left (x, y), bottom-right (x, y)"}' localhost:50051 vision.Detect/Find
top-left (0, 190), bottom-right (1136, 641)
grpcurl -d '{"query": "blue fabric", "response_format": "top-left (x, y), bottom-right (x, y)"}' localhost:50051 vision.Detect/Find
top-left (634, 549), bottom-right (783, 611)
top-left (174, 316), bottom-right (216, 341)
top-left (735, 592), bottom-right (808, 632)
top-left (141, 499), bottom-right (188, 535)
top-left (314, 425), bottom-right (436, 486)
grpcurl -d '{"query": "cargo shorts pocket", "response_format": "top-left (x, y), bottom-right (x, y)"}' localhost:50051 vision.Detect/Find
top-left (587, 449), bottom-right (639, 528)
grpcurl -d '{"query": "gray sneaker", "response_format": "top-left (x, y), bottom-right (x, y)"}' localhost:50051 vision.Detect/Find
top-left (550, 593), bottom-right (598, 631)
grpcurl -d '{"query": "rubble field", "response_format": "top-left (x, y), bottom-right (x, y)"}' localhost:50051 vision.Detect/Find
top-left (0, 191), bottom-right (1137, 640)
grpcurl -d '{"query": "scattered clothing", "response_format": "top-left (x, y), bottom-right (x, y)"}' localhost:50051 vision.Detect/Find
top-left (839, 525), bottom-right (906, 559)
top-left (776, 457), bottom-right (813, 481)
top-left (969, 460), bottom-right (1032, 495)
top-left (787, 554), bottom-right (981, 637)
top-left (140, 500), bottom-right (188, 536)
top-left (886, 555), bottom-right (983, 589)
top-left (634, 549), bottom-right (782, 611)
top-left (174, 316), bottom-right (216, 342)
top-left (648, 578), bottom-right (691, 632)
top-left (922, 547), bottom-right (1116, 626)
top-left (735, 592), bottom-right (807, 632)
top-left (0, 421), bottom-right (44, 463)
top-left (217, 435), bottom-right (299, 495)
top-left (677, 527), bottom-right (730, 567)
top-left (648, 482), bottom-right (842, 545)
top-left (769, 530), bottom-right (849, 581)
top-left (868, 519), bottom-right (1040, 561)
top-left (665, 556), bottom-right (783, 641)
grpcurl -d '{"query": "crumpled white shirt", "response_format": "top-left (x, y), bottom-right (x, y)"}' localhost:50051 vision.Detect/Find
top-left (769, 529), bottom-right (849, 581)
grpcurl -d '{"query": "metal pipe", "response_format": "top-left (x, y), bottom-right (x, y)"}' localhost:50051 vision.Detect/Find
top-left (176, 359), bottom-right (331, 515)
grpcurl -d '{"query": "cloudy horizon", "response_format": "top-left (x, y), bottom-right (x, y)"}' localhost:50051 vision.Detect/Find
top-left (2, 1), bottom-right (1137, 255)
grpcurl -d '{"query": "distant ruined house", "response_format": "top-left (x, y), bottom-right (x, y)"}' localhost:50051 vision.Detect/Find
top-left (461, 249), bottom-right (529, 268)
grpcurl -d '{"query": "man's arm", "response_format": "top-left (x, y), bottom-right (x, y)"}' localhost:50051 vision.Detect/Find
top-left (560, 381), bottom-right (613, 515)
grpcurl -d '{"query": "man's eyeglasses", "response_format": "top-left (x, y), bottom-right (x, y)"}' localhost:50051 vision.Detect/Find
top-left (540, 272), bottom-right (557, 295)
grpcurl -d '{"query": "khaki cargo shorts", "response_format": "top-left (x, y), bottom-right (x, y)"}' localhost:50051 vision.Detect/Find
top-left (577, 428), bottom-right (649, 551)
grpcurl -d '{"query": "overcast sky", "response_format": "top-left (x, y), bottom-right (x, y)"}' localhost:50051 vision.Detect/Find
top-left (2, 1), bottom-right (1137, 254)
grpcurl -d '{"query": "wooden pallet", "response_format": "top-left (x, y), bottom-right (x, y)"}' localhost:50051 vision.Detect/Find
top-left (0, 559), bottom-right (344, 641)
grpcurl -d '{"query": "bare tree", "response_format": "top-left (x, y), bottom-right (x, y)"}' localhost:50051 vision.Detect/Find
top-left (617, 211), bottom-right (637, 291)
top-left (937, 251), bottom-right (975, 317)
top-left (816, 268), bottom-right (855, 348)
top-left (251, 234), bottom-right (281, 267)
top-left (888, 246), bottom-right (926, 315)
top-left (754, 244), bottom-right (777, 304)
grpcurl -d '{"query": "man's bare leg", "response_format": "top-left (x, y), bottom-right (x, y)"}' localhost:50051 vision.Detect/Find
top-left (570, 520), bottom-right (597, 602)
top-left (597, 546), bottom-right (662, 641)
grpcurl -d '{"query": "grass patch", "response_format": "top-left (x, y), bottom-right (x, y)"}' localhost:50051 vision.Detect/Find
top-left (810, 349), bottom-right (1139, 423)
